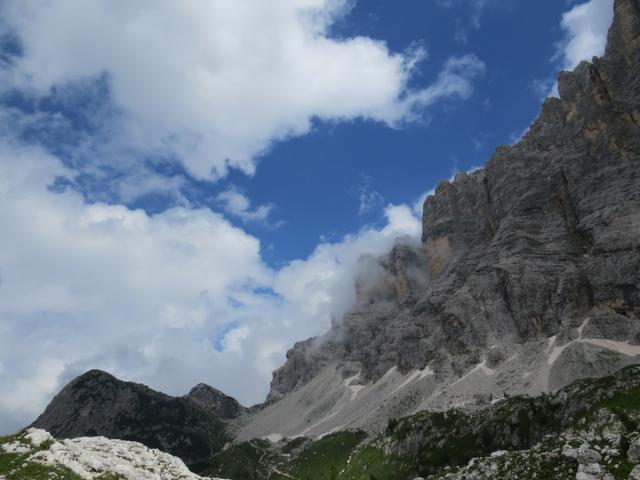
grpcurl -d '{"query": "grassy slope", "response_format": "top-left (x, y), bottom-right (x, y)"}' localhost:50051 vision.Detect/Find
top-left (0, 432), bottom-right (80, 480)
top-left (204, 432), bottom-right (409, 480)
top-left (269, 431), bottom-right (367, 480)
top-left (337, 445), bottom-right (414, 480)
top-left (202, 439), bottom-right (285, 480)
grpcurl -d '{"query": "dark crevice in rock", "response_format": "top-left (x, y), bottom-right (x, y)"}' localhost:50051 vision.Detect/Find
top-left (482, 176), bottom-right (498, 238)
top-left (556, 170), bottom-right (593, 254)
top-left (618, 283), bottom-right (640, 305)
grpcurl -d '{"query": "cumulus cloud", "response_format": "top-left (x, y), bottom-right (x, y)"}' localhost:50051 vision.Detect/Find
top-left (0, 143), bottom-right (268, 430)
top-left (275, 203), bottom-right (420, 329)
top-left (556, 0), bottom-right (614, 71)
top-left (0, 142), bottom-right (421, 433)
top-left (401, 54), bottom-right (486, 118)
top-left (0, 0), bottom-right (484, 181)
top-left (216, 187), bottom-right (276, 226)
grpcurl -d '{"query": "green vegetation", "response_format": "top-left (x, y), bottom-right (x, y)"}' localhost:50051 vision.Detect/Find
top-left (430, 437), bottom-right (578, 480)
top-left (589, 438), bottom-right (634, 480)
top-left (197, 368), bottom-right (640, 479)
top-left (570, 385), bottom-right (640, 480)
top-left (0, 431), bottom-right (84, 480)
top-left (270, 431), bottom-right (368, 480)
top-left (0, 451), bottom-right (84, 480)
top-left (338, 445), bottom-right (414, 480)
top-left (583, 386), bottom-right (640, 426)
top-left (280, 436), bottom-right (309, 454)
top-left (201, 439), bottom-right (290, 479)
top-left (201, 432), bottom-right (416, 480)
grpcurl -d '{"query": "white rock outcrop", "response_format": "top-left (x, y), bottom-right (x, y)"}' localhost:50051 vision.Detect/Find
top-left (5, 428), bottom-right (228, 480)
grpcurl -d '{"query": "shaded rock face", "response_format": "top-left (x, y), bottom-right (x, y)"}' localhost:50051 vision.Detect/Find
top-left (265, 0), bottom-right (640, 401)
top-left (31, 370), bottom-right (228, 469)
top-left (184, 383), bottom-right (245, 420)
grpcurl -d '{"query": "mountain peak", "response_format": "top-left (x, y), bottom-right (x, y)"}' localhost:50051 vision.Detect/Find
top-left (31, 369), bottom-right (227, 469)
top-left (184, 383), bottom-right (246, 420)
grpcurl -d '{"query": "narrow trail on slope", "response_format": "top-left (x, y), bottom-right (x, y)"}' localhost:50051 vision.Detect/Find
top-left (270, 467), bottom-right (299, 479)
top-left (247, 440), bottom-right (299, 480)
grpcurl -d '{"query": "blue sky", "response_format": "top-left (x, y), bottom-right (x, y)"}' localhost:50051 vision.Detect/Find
top-left (0, 0), bottom-right (614, 433)
top-left (1, 0), bottom-right (583, 265)
top-left (182, 1), bottom-right (573, 265)
top-left (154, 0), bottom-right (599, 266)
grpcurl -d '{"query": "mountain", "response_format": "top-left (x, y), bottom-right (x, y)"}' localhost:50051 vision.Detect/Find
top-left (23, 0), bottom-right (640, 478)
top-left (236, 0), bottom-right (640, 441)
top-left (30, 369), bottom-right (230, 470)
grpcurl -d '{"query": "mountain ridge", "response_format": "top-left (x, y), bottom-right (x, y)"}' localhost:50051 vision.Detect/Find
top-left (30, 369), bottom-right (231, 470)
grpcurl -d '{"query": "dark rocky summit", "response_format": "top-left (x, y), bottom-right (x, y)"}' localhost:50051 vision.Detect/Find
top-left (31, 370), bottom-right (229, 469)
top-left (184, 383), bottom-right (246, 420)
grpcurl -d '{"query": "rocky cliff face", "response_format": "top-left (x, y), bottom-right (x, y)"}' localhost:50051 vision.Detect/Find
top-left (31, 370), bottom-right (229, 469)
top-left (238, 0), bottom-right (640, 441)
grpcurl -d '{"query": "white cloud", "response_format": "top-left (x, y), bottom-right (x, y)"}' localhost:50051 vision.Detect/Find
top-left (557, 0), bottom-right (614, 70)
top-left (536, 0), bottom-right (613, 99)
top-left (274, 203), bottom-right (421, 331)
top-left (402, 54), bottom-right (486, 117)
top-left (359, 189), bottom-right (383, 215)
top-left (221, 326), bottom-right (251, 354)
top-left (0, 143), bottom-right (271, 430)
top-left (433, 0), bottom-right (490, 44)
top-left (354, 175), bottom-right (384, 216)
top-left (217, 187), bottom-right (275, 225)
top-left (0, 143), bottom-right (422, 433)
top-left (0, 0), bottom-right (484, 181)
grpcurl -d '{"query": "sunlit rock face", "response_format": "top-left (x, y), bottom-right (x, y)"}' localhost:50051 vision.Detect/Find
top-left (238, 0), bottom-right (640, 441)
top-left (1, 428), bottom-right (228, 480)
